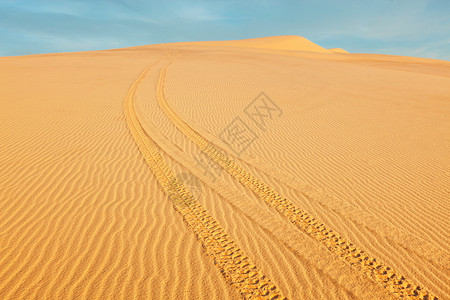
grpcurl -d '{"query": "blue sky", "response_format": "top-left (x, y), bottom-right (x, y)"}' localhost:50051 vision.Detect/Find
top-left (1, 0), bottom-right (449, 60)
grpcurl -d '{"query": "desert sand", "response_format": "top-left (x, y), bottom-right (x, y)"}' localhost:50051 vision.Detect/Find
top-left (0, 36), bottom-right (449, 299)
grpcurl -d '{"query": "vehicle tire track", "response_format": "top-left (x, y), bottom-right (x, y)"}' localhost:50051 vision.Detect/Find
top-left (124, 59), bottom-right (286, 300)
top-left (156, 58), bottom-right (438, 300)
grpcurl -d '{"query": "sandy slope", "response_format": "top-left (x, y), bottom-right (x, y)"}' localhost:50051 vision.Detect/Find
top-left (0, 36), bottom-right (449, 299)
top-left (176, 35), bottom-right (331, 53)
top-left (329, 48), bottom-right (349, 53)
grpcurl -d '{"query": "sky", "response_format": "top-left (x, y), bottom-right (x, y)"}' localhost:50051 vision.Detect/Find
top-left (1, 0), bottom-right (449, 60)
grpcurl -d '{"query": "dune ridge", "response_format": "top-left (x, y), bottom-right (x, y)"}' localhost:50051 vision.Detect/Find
top-left (329, 48), bottom-right (349, 53)
top-left (161, 35), bottom-right (332, 53)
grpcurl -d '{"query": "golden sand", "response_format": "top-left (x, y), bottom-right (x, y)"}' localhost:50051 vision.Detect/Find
top-left (0, 36), bottom-right (449, 299)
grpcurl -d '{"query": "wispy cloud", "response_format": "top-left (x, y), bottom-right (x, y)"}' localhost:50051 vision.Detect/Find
top-left (1, 0), bottom-right (449, 60)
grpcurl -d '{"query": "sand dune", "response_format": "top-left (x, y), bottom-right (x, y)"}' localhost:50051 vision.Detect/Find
top-left (168, 35), bottom-right (331, 53)
top-left (1, 36), bottom-right (449, 299)
top-left (329, 48), bottom-right (349, 53)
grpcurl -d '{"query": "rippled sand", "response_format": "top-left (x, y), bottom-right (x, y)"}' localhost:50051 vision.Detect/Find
top-left (1, 36), bottom-right (449, 299)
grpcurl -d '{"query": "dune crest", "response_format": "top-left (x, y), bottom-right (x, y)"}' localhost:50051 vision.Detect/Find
top-left (177, 35), bottom-right (331, 53)
top-left (329, 48), bottom-right (349, 53)
top-left (216, 35), bottom-right (331, 52)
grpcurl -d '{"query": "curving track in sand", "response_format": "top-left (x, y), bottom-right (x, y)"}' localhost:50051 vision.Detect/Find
top-left (1, 36), bottom-right (448, 299)
top-left (153, 56), bottom-right (438, 300)
top-left (123, 59), bottom-right (285, 299)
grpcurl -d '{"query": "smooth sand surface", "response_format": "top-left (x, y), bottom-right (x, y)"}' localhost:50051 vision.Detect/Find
top-left (177, 35), bottom-right (332, 53)
top-left (328, 48), bottom-right (349, 53)
top-left (0, 36), bottom-right (449, 299)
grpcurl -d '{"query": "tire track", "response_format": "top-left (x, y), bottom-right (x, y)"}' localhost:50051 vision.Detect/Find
top-left (133, 69), bottom-right (389, 299)
top-left (124, 59), bottom-right (286, 299)
top-left (156, 58), bottom-right (438, 300)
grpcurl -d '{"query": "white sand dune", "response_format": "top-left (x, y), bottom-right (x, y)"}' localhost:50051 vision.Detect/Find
top-left (0, 36), bottom-right (449, 299)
